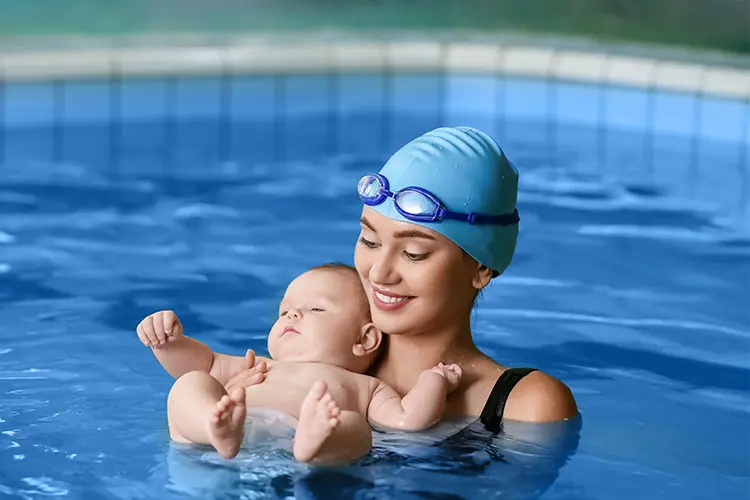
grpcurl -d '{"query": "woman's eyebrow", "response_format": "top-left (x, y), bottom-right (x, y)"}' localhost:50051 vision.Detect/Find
top-left (360, 216), bottom-right (435, 240)
top-left (393, 229), bottom-right (435, 240)
top-left (360, 217), bottom-right (376, 232)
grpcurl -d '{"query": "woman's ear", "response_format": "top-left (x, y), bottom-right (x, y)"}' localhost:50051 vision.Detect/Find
top-left (352, 322), bottom-right (382, 357)
top-left (472, 263), bottom-right (494, 290)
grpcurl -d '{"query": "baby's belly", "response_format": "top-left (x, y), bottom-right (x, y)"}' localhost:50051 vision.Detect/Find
top-left (242, 369), bottom-right (361, 418)
top-left (244, 383), bottom-right (310, 419)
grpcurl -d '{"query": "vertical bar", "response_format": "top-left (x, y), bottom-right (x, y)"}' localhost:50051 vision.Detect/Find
top-left (0, 72), bottom-right (5, 166)
top-left (328, 69), bottom-right (339, 158)
top-left (273, 74), bottom-right (285, 162)
top-left (53, 79), bottom-right (65, 164)
top-left (164, 76), bottom-right (177, 172)
top-left (382, 44), bottom-right (393, 154)
top-left (546, 50), bottom-right (559, 173)
top-left (495, 45), bottom-right (507, 146)
top-left (688, 68), bottom-right (706, 198)
top-left (644, 61), bottom-right (658, 178)
top-left (109, 60), bottom-right (122, 171)
top-left (219, 53), bottom-right (233, 165)
top-left (739, 98), bottom-right (750, 217)
top-left (598, 54), bottom-right (610, 176)
top-left (437, 42), bottom-right (448, 128)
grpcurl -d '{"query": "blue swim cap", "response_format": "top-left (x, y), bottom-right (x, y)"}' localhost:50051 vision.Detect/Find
top-left (372, 126), bottom-right (519, 275)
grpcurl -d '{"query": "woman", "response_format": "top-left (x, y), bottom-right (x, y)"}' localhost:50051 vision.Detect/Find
top-left (353, 126), bottom-right (577, 429)
top-left (230, 126), bottom-right (578, 430)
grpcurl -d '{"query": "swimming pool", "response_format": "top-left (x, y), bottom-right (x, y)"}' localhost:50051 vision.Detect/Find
top-left (0, 43), bottom-right (749, 499)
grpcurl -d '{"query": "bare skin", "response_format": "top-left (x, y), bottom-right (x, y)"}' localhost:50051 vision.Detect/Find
top-left (209, 389), bottom-right (247, 458)
top-left (196, 209), bottom-right (579, 434)
top-left (354, 207), bottom-right (579, 423)
top-left (140, 267), bottom-right (462, 463)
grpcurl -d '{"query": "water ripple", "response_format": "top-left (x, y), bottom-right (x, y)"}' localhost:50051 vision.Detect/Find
top-left (486, 308), bottom-right (748, 338)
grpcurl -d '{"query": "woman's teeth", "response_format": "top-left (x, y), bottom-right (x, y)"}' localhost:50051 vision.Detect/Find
top-left (374, 291), bottom-right (408, 303)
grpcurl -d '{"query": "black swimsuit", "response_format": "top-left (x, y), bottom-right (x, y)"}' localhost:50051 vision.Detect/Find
top-left (479, 367), bottom-right (538, 433)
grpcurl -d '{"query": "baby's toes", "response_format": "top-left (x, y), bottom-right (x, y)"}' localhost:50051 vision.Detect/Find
top-left (217, 395), bottom-right (231, 410)
top-left (210, 407), bottom-right (223, 423)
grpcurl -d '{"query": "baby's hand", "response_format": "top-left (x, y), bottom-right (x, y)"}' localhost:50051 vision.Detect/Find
top-left (136, 310), bottom-right (183, 348)
top-left (429, 362), bottom-right (463, 393)
top-left (224, 350), bottom-right (267, 394)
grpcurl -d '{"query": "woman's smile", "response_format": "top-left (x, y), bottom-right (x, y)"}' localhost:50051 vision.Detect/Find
top-left (370, 285), bottom-right (414, 311)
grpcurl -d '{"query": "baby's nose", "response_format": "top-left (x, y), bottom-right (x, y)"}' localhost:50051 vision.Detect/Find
top-left (286, 308), bottom-right (302, 319)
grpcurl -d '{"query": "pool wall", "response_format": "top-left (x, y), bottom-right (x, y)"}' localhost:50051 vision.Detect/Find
top-left (1, 33), bottom-right (748, 225)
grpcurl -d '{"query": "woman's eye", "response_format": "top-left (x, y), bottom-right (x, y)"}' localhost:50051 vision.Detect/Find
top-left (358, 237), bottom-right (378, 249)
top-left (404, 251), bottom-right (428, 262)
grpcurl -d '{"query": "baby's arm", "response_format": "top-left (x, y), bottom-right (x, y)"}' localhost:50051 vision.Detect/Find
top-left (366, 363), bottom-right (462, 431)
top-left (136, 310), bottom-right (258, 384)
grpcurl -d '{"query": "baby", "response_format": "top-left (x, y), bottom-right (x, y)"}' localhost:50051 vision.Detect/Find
top-left (136, 263), bottom-right (462, 464)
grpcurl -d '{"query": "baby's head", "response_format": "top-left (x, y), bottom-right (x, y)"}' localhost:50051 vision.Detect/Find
top-left (267, 263), bottom-right (382, 373)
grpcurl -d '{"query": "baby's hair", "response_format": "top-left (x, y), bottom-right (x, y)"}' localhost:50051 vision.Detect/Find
top-left (310, 262), bottom-right (358, 275)
top-left (309, 262), bottom-right (371, 320)
top-left (310, 262), bottom-right (382, 366)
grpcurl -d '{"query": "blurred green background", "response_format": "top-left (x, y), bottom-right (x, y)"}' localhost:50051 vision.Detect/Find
top-left (1, 0), bottom-right (748, 54)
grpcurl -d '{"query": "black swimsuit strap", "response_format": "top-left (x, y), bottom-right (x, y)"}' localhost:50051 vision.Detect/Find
top-left (480, 367), bottom-right (538, 433)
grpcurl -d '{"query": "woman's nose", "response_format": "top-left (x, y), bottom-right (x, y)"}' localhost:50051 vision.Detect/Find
top-left (369, 252), bottom-right (398, 285)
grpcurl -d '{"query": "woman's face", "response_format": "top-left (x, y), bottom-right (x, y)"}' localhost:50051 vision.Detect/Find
top-left (353, 206), bottom-right (485, 337)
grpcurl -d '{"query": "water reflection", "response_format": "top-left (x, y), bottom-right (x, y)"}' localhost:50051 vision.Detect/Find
top-left (160, 412), bottom-right (581, 500)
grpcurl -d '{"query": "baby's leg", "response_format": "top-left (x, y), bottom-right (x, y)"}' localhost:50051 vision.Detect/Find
top-left (167, 370), bottom-right (246, 459)
top-left (293, 381), bottom-right (372, 464)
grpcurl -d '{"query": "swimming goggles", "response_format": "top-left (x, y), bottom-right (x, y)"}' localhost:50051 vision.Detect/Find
top-left (357, 174), bottom-right (520, 225)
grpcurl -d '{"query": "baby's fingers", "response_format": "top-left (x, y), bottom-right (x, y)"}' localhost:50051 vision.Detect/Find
top-left (245, 349), bottom-right (256, 368)
top-left (136, 322), bottom-right (149, 346)
top-left (141, 318), bottom-right (159, 347)
top-left (225, 373), bottom-right (265, 394)
top-left (150, 314), bottom-right (168, 345)
top-left (225, 366), bottom-right (266, 393)
top-left (162, 310), bottom-right (176, 336)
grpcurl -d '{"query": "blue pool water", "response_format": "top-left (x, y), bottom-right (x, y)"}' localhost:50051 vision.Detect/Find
top-left (0, 75), bottom-right (749, 499)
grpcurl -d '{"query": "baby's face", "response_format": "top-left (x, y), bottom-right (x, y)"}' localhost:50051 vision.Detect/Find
top-left (268, 269), bottom-right (371, 366)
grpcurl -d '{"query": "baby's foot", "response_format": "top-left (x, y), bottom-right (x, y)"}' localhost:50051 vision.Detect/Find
top-left (207, 388), bottom-right (246, 459)
top-left (293, 381), bottom-right (341, 462)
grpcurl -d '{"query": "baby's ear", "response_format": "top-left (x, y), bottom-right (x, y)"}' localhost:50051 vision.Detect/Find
top-left (352, 322), bottom-right (382, 357)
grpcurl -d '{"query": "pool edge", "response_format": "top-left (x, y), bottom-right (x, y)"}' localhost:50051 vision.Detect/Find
top-left (1, 31), bottom-right (750, 100)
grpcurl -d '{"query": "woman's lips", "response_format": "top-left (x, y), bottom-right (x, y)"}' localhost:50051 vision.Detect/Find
top-left (371, 285), bottom-right (413, 312)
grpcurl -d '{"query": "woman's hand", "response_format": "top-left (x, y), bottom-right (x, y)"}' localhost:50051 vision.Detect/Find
top-left (224, 349), bottom-right (268, 394)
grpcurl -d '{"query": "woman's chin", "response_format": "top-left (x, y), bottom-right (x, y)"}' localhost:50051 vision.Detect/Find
top-left (372, 309), bottom-right (419, 337)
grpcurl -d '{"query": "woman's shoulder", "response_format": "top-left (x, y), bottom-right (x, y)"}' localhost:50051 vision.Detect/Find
top-left (470, 353), bottom-right (577, 423)
top-left (497, 368), bottom-right (578, 423)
